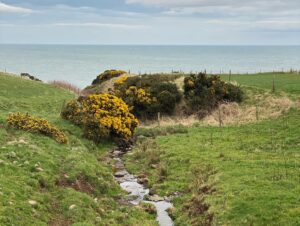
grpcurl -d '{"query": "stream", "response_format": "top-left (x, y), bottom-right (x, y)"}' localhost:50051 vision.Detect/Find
top-left (110, 148), bottom-right (174, 226)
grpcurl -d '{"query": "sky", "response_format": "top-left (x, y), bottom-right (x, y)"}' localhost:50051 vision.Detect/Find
top-left (0, 0), bottom-right (299, 45)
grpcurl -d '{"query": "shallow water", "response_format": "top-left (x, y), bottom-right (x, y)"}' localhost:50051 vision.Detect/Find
top-left (112, 151), bottom-right (174, 226)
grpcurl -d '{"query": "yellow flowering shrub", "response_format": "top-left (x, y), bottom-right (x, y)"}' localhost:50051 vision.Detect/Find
top-left (92, 70), bottom-right (126, 85)
top-left (61, 93), bottom-right (138, 141)
top-left (114, 76), bottom-right (128, 86)
top-left (125, 86), bottom-right (153, 105)
top-left (7, 112), bottom-right (68, 144)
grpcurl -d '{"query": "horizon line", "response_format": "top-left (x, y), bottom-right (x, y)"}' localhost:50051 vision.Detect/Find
top-left (1, 43), bottom-right (300, 47)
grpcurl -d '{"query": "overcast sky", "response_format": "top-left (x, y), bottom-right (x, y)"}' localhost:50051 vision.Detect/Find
top-left (0, 0), bottom-right (299, 45)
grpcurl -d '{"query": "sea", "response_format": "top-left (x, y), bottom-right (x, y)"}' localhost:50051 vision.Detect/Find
top-left (0, 45), bottom-right (299, 88)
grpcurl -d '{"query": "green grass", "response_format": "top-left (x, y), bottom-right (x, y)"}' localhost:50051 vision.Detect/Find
top-left (0, 72), bottom-right (157, 226)
top-left (220, 72), bottom-right (300, 95)
top-left (125, 72), bottom-right (300, 226)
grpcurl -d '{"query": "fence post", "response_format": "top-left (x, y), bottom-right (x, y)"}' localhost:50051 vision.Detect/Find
top-left (218, 106), bottom-right (223, 127)
top-left (272, 76), bottom-right (275, 93)
top-left (157, 112), bottom-right (161, 127)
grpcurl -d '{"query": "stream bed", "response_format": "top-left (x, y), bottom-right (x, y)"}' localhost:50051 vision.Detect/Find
top-left (110, 148), bottom-right (174, 226)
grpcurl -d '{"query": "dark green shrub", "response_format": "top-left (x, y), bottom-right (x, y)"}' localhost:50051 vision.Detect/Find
top-left (224, 83), bottom-right (244, 102)
top-left (184, 73), bottom-right (243, 114)
top-left (114, 74), bottom-right (182, 118)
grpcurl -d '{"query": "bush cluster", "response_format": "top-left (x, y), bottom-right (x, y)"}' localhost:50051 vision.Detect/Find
top-left (61, 93), bottom-right (138, 142)
top-left (92, 70), bottom-right (126, 85)
top-left (113, 74), bottom-right (182, 118)
top-left (184, 73), bottom-right (243, 114)
top-left (7, 112), bottom-right (68, 144)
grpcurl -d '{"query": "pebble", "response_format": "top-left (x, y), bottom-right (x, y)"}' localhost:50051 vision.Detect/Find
top-left (36, 167), bottom-right (44, 172)
top-left (147, 194), bottom-right (164, 202)
top-left (114, 170), bottom-right (127, 177)
top-left (28, 200), bottom-right (38, 206)
top-left (69, 204), bottom-right (76, 210)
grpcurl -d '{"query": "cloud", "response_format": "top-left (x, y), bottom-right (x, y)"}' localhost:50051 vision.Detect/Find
top-left (0, 1), bottom-right (33, 13)
top-left (125, 0), bottom-right (300, 17)
top-left (52, 22), bottom-right (147, 29)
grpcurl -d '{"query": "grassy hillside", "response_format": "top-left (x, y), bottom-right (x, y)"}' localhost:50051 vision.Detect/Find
top-left (125, 73), bottom-right (300, 226)
top-left (220, 72), bottom-right (300, 95)
top-left (0, 72), bottom-right (157, 225)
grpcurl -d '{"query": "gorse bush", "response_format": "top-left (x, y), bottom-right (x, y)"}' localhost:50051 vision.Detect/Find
top-left (92, 69), bottom-right (126, 85)
top-left (113, 74), bottom-right (182, 118)
top-left (7, 112), bottom-right (68, 144)
top-left (184, 73), bottom-right (243, 114)
top-left (61, 93), bottom-right (138, 142)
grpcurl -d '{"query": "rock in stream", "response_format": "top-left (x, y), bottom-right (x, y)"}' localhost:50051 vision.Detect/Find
top-left (110, 148), bottom-right (174, 226)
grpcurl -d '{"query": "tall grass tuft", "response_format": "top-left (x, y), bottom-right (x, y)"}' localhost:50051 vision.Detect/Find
top-left (49, 80), bottom-right (82, 96)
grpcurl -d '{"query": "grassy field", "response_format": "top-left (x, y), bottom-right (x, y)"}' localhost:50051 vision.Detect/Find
top-left (220, 72), bottom-right (300, 95)
top-left (125, 72), bottom-right (300, 226)
top-left (0, 72), bottom-right (157, 225)
top-left (1, 71), bottom-right (299, 226)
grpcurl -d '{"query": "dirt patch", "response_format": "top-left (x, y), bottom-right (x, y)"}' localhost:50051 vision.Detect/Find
top-left (183, 165), bottom-right (216, 226)
top-left (56, 174), bottom-right (95, 195)
top-left (48, 215), bottom-right (72, 226)
top-left (48, 200), bottom-right (72, 226)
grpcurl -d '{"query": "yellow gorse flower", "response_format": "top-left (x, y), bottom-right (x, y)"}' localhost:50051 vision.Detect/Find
top-left (62, 93), bottom-right (138, 140)
top-left (7, 112), bottom-right (68, 144)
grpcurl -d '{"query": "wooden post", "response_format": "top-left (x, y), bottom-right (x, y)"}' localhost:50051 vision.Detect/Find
top-left (157, 112), bottom-right (161, 127)
top-left (256, 105), bottom-right (259, 121)
top-left (218, 106), bottom-right (223, 127)
top-left (272, 76), bottom-right (275, 93)
top-left (229, 70), bottom-right (231, 82)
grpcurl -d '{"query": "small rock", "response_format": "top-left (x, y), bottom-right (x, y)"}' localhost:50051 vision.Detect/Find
top-left (63, 174), bottom-right (69, 179)
top-left (94, 198), bottom-right (98, 203)
top-left (7, 151), bottom-right (17, 158)
top-left (34, 163), bottom-right (40, 167)
top-left (114, 162), bottom-right (124, 170)
top-left (150, 164), bottom-right (157, 169)
top-left (147, 194), bottom-right (164, 202)
top-left (18, 139), bottom-right (27, 144)
top-left (137, 173), bottom-right (146, 179)
top-left (137, 178), bottom-right (149, 185)
top-left (69, 204), bottom-right (76, 210)
top-left (28, 200), bottom-right (38, 206)
top-left (112, 151), bottom-right (122, 156)
top-left (114, 170), bottom-right (127, 177)
top-left (36, 167), bottom-right (44, 172)
top-left (7, 141), bottom-right (17, 145)
top-left (0, 159), bottom-right (5, 165)
top-left (95, 217), bottom-right (102, 222)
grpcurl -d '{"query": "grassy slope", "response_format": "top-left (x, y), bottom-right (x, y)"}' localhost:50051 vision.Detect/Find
top-left (220, 72), bottom-right (300, 95)
top-left (0, 73), bottom-right (157, 226)
top-left (125, 72), bottom-right (300, 226)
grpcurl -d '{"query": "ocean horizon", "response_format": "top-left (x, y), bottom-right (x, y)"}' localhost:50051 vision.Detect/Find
top-left (1, 44), bottom-right (299, 88)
